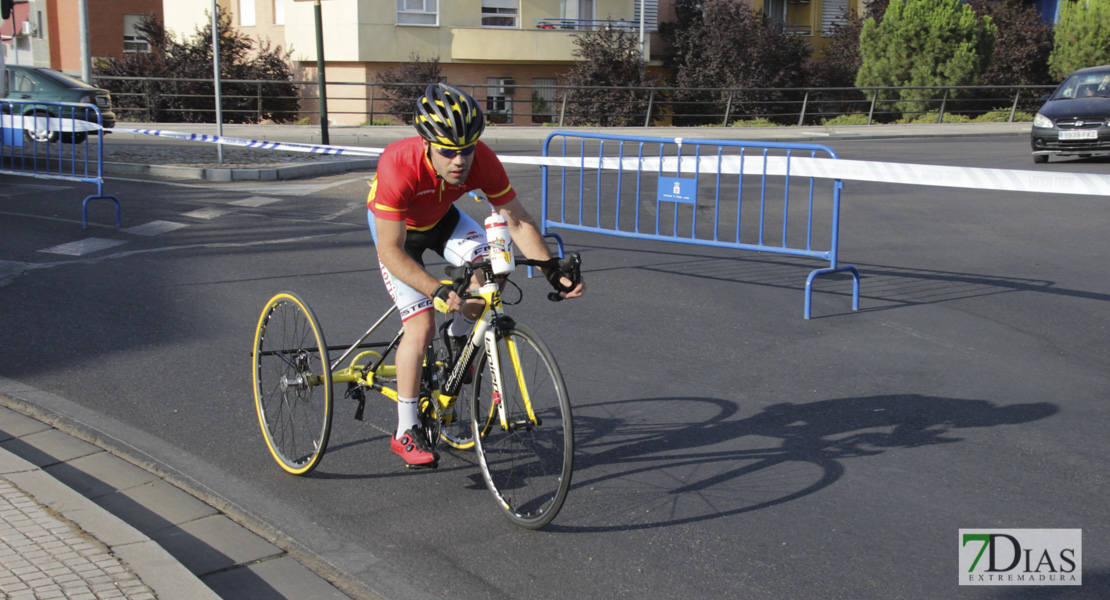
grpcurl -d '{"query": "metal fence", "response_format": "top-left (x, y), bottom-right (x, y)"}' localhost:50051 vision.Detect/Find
top-left (539, 131), bottom-right (860, 318)
top-left (0, 99), bottom-right (120, 228)
top-left (90, 75), bottom-right (1056, 128)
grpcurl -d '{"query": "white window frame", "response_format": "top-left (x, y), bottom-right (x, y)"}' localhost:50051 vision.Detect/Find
top-left (274, 0), bottom-right (285, 25)
top-left (398, 0), bottom-right (438, 26)
top-left (123, 14), bottom-right (150, 53)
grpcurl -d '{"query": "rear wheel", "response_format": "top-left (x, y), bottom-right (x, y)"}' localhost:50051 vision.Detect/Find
top-left (253, 292), bottom-right (332, 475)
top-left (470, 323), bottom-right (573, 529)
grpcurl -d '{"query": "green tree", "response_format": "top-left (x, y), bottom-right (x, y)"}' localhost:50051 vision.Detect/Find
top-left (663, 0), bottom-right (811, 125)
top-left (94, 12), bottom-right (298, 123)
top-left (559, 25), bottom-right (659, 126)
top-left (1048, 0), bottom-right (1110, 79)
top-left (855, 0), bottom-right (996, 118)
top-left (375, 54), bottom-right (443, 123)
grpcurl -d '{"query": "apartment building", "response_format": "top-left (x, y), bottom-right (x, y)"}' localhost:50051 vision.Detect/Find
top-left (1, 0), bottom-right (161, 74)
top-left (162, 0), bottom-right (863, 126)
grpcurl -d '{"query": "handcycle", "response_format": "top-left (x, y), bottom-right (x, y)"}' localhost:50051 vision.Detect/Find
top-left (251, 252), bottom-right (582, 529)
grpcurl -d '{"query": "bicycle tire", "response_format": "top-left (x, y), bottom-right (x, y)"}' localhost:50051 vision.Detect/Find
top-left (470, 322), bottom-right (573, 529)
top-left (252, 292), bottom-right (333, 475)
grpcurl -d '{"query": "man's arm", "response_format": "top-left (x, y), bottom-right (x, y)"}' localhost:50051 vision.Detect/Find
top-left (498, 198), bottom-right (585, 299)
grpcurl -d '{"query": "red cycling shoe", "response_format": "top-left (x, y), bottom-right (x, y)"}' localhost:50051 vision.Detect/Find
top-left (391, 427), bottom-right (439, 469)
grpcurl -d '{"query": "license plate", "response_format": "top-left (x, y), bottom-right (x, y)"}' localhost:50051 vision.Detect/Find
top-left (1059, 130), bottom-right (1098, 140)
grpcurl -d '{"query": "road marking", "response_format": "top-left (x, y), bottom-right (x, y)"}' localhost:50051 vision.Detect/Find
top-left (38, 238), bottom-right (127, 256)
top-left (0, 183), bottom-right (73, 197)
top-left (123, 221), bottom-right (189, 236)
top-left (231, 196), bottom-right (281, 207)
top-left (182, 208), bottom-right (234, 220)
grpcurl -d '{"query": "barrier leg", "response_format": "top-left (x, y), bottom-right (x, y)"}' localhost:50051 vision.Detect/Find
top-left (82, 194), bottom-right (122, 229)
top-left (804, 264), bottom-right (860, 319)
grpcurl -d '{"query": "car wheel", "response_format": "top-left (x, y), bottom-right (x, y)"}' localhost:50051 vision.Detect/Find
top-left (22, 111), bottom-right (59, 144)
top-left (1033, 154), bottom-right (1048, 164)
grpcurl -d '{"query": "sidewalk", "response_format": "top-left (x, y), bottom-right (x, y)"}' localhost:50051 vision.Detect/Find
top-left (0, 401), bottom-right (359, 600)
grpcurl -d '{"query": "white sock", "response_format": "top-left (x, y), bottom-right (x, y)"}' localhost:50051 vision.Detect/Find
top-left (447, 314), bottom-right (475, 338)
top-left (396, 396), bottom-right (419, 438)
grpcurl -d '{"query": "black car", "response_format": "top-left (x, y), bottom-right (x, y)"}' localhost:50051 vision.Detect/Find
top-left (3, 64), bottom-right (116, 143)
top-left (1031, 65), bottom-right (1110, 163)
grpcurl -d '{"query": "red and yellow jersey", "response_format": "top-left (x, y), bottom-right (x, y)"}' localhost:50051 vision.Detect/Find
top-left (367, 137), bottom-right (516, 231)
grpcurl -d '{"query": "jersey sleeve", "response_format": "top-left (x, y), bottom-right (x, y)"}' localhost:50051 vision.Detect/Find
top-left (367, 150), bottom-right (411, 222)
top-left (476, 143), bottom-right (517, 207)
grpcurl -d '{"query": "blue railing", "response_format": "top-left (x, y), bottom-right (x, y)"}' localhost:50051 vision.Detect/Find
top-left (539, 132), bottom-right (860, 318)
top-left (0, 99), bottom-right (120, 228)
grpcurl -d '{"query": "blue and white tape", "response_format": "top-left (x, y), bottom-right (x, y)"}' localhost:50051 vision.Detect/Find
top-left (111, 127), bottom-right (385, 157)
top-left (1, 113), bottom-right (103, 133)
top-left (99, 127), bottom-right (1110, 198)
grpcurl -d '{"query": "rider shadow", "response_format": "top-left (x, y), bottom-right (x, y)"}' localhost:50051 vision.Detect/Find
top-left (550, 394), bottom-right (1057, 532)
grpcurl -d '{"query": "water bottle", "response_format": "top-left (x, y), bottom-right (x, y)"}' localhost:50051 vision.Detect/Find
top-left (485, 210), bottom-right (515, 275)
top-left (470, 190), bottom-right (515, 275)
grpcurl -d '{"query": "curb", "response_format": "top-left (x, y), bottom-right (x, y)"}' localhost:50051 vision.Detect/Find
top-left (0, 439), bottom-right (221, 600)
top-left (103, 158), bottom-right (377, 182)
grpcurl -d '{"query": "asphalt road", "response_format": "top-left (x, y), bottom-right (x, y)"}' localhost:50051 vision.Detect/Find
top-left (1, 134), bottom-right (1108, 599)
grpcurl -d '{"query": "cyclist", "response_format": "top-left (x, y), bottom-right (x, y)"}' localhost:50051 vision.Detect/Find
top-left (367, 83), bottom-right (585, 469)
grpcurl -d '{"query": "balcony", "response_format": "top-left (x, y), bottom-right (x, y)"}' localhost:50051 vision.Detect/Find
top-left (451, 19), bottom-right (651, 63)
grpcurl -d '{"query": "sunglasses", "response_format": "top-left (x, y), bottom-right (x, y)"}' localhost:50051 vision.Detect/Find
top-left (432, 143), bottom-right (477, 159)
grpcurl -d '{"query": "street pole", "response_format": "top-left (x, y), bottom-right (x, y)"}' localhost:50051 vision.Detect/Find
top-left (314, 0), bottom-right (329, 145)
top-left (212, 0), bottom-right (224, 163)
top-left (78, 0), bottom-right (90, 82)
top-left (639, 0), bottom-right (645, 60)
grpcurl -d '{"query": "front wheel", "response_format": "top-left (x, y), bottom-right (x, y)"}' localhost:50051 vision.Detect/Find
top-left (471, 323), bottom-right (573, 529)
top-left (253, 292), bottom-right (333, 475)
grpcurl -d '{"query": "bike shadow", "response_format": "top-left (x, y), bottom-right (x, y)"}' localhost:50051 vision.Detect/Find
top-left (549, 394), bottom-right (1057, 532)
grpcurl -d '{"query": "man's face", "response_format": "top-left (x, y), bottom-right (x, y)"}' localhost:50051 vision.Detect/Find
top-left (425, 141), bottom-right (476, 186)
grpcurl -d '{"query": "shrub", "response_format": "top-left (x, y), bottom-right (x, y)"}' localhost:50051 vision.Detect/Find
top-left (93, 12), bottom-right (299, 124)
top-left (1048, 0), bottom-right (1110, 79)
top-left (856, 0), bottom-right (996, 118)
top-left (559, 26), bottom-right (659, 126)
top-left (375, 55), bottom-right (443, 124)
top-left (821, 114), bottom-right (871, 126)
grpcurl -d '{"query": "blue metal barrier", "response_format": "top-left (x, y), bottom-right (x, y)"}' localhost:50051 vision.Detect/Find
top-left (0, 99), bottom-right (120, 228)
top-left (540, 131), bottom-right (860, 318)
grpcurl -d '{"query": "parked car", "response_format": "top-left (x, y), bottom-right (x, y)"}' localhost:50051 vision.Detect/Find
top-left (3, 64), bottom-right (116, 144)
top-left (1031, 65), bottom-right (1110, 163)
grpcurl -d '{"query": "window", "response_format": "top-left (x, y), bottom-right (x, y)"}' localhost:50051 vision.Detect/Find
top-left (632, 0), bottom-right (658, 32)
top-left (274, 0), bottom-right (284, 25)
top-left (482, 0), bottom-right (517, 27)
top-left (531, 77), bottom-right (557, 124)
top-left (486, 77), bottom-right (513, 122)
top-left (821, 0), bottom-right (849, 35)
top-left (123, 14), bottom-right (149, 53)
top-left (240, 0), bottom-right (256, 27)
top-left (398, 0), bottom-right (437, 26)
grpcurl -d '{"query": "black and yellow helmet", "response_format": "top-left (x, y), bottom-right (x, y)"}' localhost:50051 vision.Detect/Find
top-left (413, 83), bottom-right (485, 149)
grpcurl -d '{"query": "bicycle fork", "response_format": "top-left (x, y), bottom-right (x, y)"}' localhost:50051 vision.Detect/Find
top-left (484, 323), bottom-right (541, 432)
